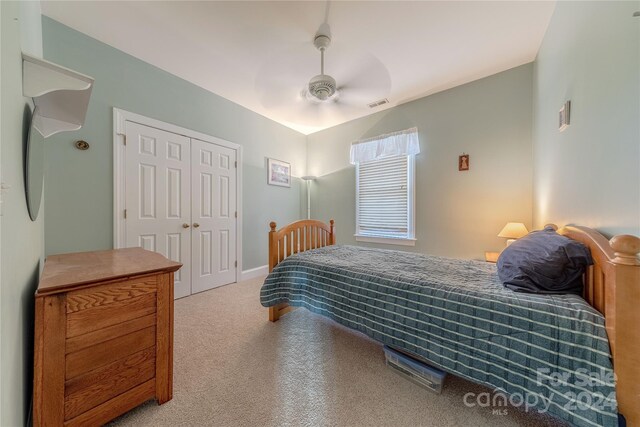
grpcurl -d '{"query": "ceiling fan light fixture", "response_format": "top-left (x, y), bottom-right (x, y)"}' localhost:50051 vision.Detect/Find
top-left (308, 74), bottom-right (336, 101)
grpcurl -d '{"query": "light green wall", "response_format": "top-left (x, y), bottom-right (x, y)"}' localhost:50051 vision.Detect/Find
top-left (533, 1), bottom-right (640, 237)
top-left (1, 2), bottom-right (44, 426)
top-left (307, 64), bottom-right (534, 260)
top-left (41, 17), bottom-right (306, 269)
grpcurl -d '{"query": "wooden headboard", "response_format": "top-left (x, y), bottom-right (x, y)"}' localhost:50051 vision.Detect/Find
top-left (557, 225), bottom-right (639, 425)
top-left (268, 219), bottom-right (335, 272)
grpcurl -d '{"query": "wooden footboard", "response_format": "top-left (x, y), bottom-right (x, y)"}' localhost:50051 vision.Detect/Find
top-left (558, 226), bottom-right (640, 425)
top-left (267, 219), bottom-right (335, 321)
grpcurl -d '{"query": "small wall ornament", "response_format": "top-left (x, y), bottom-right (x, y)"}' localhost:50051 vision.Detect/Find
top-left (559, 101), bottom-right (571, 131)
top-left (458, 153), bottom-right (470, 171)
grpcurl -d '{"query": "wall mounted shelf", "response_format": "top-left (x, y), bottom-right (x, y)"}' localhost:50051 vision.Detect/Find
top-left (22, 53), bottom-right (94, 138)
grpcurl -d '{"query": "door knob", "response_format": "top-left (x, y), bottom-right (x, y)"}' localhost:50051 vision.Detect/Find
top-left (182, 223), bottom-right (190, 229)
top-left (193, 223), bottom-right (200, 228)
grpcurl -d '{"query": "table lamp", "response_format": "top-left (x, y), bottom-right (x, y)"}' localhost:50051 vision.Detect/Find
top-left (498, 222), bottom-right (528, 246)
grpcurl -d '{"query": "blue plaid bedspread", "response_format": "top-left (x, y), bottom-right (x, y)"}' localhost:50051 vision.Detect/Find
top-left (260, 245), bottom-right (617, 427)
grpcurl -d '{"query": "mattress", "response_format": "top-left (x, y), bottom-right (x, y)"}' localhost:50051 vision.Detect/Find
top-left (260, 245), bottom-right (617, 427)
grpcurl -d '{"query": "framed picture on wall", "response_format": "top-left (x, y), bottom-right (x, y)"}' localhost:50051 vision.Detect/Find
top-left (267, 158), bottom-right (291, 187)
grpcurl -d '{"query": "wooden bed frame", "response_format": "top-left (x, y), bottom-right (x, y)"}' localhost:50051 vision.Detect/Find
top-left (266, 219), bottom-right (640, 424)
top-left (267, 220), bottom-right (335, 321)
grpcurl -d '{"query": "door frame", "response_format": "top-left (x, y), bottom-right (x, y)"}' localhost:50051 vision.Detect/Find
top-left (112, 108), bottom-right (244, 281)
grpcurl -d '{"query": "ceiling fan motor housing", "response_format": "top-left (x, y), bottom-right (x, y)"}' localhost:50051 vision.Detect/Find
top-left (309, 74), bottom-right (337, 100)
top-left (314, 34), bottom-right (331, 50)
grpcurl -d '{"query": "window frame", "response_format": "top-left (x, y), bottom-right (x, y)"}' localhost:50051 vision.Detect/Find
top-left (354, 154), bottom-right (416, 246)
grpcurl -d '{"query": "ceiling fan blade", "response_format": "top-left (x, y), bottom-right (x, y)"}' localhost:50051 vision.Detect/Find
top-left (279, 98), bottom-right (343, 127)
top-left (254, 41), bottom-right (325, 109)
top-left (328, 47), bottom-right (392, 106)
top-left (255, 77), bottom-right (302, 110)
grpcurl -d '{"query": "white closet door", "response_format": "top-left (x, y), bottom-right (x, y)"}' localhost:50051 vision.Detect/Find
top-left (191, 138), bottom-right (237, 293)
top-left (124, 121), bottom-right (192, 299)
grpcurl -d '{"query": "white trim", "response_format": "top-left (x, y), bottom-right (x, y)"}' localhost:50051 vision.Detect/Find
top-left (112, 108), bottom-right (243, 281)
top-left (236, 145), bottom-right (243, 277)
top-left (113, 109), bottom-right (126, 248)
top-left (407, 154), bottom-right (416, 239)
top-left (354, 234), bottom-right (417, 246)
top-left (240, 265), bottom-right (268, 281)
top-left (113, 109), bottom-right (241, 151)
top-left (355, 161), bottom-right (360, 232)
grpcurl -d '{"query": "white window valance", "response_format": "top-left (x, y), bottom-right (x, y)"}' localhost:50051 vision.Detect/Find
top-left (350, 127), bottom-right (420, 164)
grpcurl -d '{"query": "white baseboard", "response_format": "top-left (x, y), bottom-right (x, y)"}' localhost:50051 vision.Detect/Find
top-left (240, 264), bottom-right (268, 281)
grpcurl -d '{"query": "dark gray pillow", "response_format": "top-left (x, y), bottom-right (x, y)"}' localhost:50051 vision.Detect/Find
top-left (497, 226), bottom-right (593, 295)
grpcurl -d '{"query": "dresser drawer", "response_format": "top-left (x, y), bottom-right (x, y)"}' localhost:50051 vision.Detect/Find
top-left (66, 277), bottom-right (157, 338)
top-left (66, 326), bottom-right (156, 380)
top-left (64, 346), bottom-right (156, 420)
top-left (62, 278), bottom-right (160, 420)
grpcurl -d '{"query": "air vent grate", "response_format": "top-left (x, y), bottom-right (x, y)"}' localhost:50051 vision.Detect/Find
top-left (368, 98), bottom-right (389, 108)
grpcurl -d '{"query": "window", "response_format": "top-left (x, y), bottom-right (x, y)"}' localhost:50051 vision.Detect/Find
top-left (355, 154), bottom-right (416, 245)
top-left (351, 127), bottom-right (419, 246)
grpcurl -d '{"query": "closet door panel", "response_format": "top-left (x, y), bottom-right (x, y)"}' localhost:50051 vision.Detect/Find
top-left (124, 121), bottom-right (192, 299)
top-left (191, 139), bottom-right (237, 293)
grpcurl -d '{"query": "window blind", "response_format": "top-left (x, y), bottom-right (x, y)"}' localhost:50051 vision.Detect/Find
top-left (357, 155), bottom-right (409, 237)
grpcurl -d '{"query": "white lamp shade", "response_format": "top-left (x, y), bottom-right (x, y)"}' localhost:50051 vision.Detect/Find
top-left (498, 222), bottom-right (529, 239)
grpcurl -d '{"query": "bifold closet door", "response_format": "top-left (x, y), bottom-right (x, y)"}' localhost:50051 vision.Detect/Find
top-left (124, 121), bottom-right (192, 299)
top-left (190, 138), bottom-right (237, 293)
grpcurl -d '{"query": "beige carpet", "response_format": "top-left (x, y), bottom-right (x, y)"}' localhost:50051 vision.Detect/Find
top-left (111, 277), bottom-right (567, 427)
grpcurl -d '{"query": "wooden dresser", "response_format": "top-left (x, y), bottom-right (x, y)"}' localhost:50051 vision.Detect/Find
top-left (33, 248), bottom-right (181, 426)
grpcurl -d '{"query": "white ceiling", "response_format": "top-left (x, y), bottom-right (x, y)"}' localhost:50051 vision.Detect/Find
top-left (41, 1), bottom-right (556, 135)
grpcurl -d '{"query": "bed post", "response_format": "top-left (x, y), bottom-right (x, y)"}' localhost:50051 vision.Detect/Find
top-left (268, 222), bottom-right (284, 322)
top-left (267, 219), bottom-right (336, 322)
top-left (330, 219), bottom-right (336, 245)
top-left (268, 221), bottom-right (277, 273)
top-left (608, 234), bottom-right (640, 425)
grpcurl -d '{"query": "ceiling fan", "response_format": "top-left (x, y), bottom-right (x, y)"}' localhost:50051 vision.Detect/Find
top-left (254, 22), bottom-right (391, 126)
top-left (305, 28), bottom-right (337, 101)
